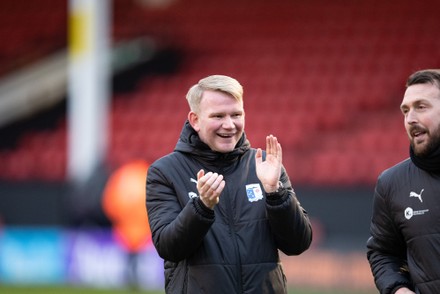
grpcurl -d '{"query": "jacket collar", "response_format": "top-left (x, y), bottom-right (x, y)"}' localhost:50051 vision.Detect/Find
top-left (410, 144), bottom-right (440, 174)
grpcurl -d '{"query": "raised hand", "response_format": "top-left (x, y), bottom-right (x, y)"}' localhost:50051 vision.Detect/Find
top-left (196, 169), bottom-right (225, 209)
top-left (255, 135), bottom-right (282, 193)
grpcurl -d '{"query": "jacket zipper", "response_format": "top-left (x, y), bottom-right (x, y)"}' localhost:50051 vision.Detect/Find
top-left (223, 174), bottom-right (243, 293)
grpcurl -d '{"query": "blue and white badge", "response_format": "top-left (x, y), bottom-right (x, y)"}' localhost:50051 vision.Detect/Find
top-left (246, 183), bottom-right (264, 202)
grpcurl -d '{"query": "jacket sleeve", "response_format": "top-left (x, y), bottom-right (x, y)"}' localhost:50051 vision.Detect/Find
top-left (146, 164), bottom-right (215, 263)
top-left (265, 169), bottom-right (313, 256)
top-left (366, 177), bottom-right (414, 294)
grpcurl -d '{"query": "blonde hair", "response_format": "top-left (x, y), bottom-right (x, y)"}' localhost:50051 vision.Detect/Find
top-left (186, 75), bottom-right (244, 113)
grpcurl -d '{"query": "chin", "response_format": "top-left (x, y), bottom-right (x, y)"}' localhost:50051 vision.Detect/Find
top-left (216, 145), bottom-right (235, 153)
top-left (412, 143), bottom-right (429, 157)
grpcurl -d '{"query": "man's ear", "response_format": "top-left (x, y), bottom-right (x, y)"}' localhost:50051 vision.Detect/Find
top-left (188, 111), bottom-right (200, 131)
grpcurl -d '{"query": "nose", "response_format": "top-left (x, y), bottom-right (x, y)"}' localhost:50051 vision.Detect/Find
top-left (222, 116), bottom-right (235, 129)
top-left (405, 109), bottom-right (418, 125)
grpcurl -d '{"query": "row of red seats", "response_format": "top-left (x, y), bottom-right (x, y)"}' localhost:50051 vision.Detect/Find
top-left (1, 0), bottom-right (438, 184)
top-left (0, 0), bottom-right (66, 75)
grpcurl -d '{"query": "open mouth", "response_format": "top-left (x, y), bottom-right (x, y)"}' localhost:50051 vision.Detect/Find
top-left (410, 125), bottom-right (425, 136)
top-left (412, 130), bottom-right (425, 138)
top-left (410, 127), bottom-right (427, 143)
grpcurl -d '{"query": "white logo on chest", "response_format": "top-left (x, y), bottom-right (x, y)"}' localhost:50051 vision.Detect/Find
top-left (409, 189), bottom-right (424, 203)
top-left (188, 178), bottom-right (198, 199)
top-left (246, 183), bottom-right (263, 202)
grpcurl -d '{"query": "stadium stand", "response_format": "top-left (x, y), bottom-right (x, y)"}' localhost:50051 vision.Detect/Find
top-left (0, 0), bottom-right (66, 76)
top-left (0, 0), bottom-right (440, 185)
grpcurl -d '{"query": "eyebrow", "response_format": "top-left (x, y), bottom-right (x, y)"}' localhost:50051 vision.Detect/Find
top-left (400, 98), bottom-right (430, 109)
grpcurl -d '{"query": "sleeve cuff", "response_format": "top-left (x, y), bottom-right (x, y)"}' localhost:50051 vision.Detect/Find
top-left (265, 188), bottom-right (288, 206)
top-left (194, 197), bottom-right (215, 219)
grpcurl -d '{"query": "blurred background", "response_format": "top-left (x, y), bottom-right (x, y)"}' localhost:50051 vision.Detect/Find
top-left (1, 0), bottom-right (440, 292)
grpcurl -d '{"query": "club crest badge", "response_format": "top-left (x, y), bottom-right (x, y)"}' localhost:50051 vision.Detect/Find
top-left (246, 183), bottom-right (263, 202)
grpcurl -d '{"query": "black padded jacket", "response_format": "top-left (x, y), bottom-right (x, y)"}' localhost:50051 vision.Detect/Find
top-left (367, 158), bottom-right (440, 294)
top-left (146, 121), bottom-right (313, 294)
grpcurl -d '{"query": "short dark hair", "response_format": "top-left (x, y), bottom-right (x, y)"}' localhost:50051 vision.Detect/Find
top-left (406, 69), bottom-right (440, 90)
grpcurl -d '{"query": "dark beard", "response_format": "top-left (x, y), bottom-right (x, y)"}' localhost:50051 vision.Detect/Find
top-left (411, 122), bottom-right (440, 158)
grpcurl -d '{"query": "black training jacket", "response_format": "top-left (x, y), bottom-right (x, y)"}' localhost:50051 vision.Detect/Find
top-left (146, 121), bottom-right (312, 294)
top-left (367, 158), bottom-right (440, 294)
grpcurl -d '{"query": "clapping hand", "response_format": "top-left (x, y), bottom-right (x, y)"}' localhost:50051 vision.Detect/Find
top-left (255, 135), bottom-right (282, 193)
top-left (196, 169), bottom-right (225, 209)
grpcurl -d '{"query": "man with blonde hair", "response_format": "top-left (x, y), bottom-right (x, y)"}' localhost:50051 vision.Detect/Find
top-left (146, 75), bottom-right (313, 293)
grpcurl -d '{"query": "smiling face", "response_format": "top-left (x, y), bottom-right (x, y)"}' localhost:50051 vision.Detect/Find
top-left (400, 83), bottom-right (440, 157)
top-left (188, 90), bottom-right (245, 153)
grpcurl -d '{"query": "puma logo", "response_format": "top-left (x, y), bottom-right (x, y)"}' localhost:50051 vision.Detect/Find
top-left (409, 189), bottom-right (424, 203)
top-left (188, 178), bottom-right (198, 199)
